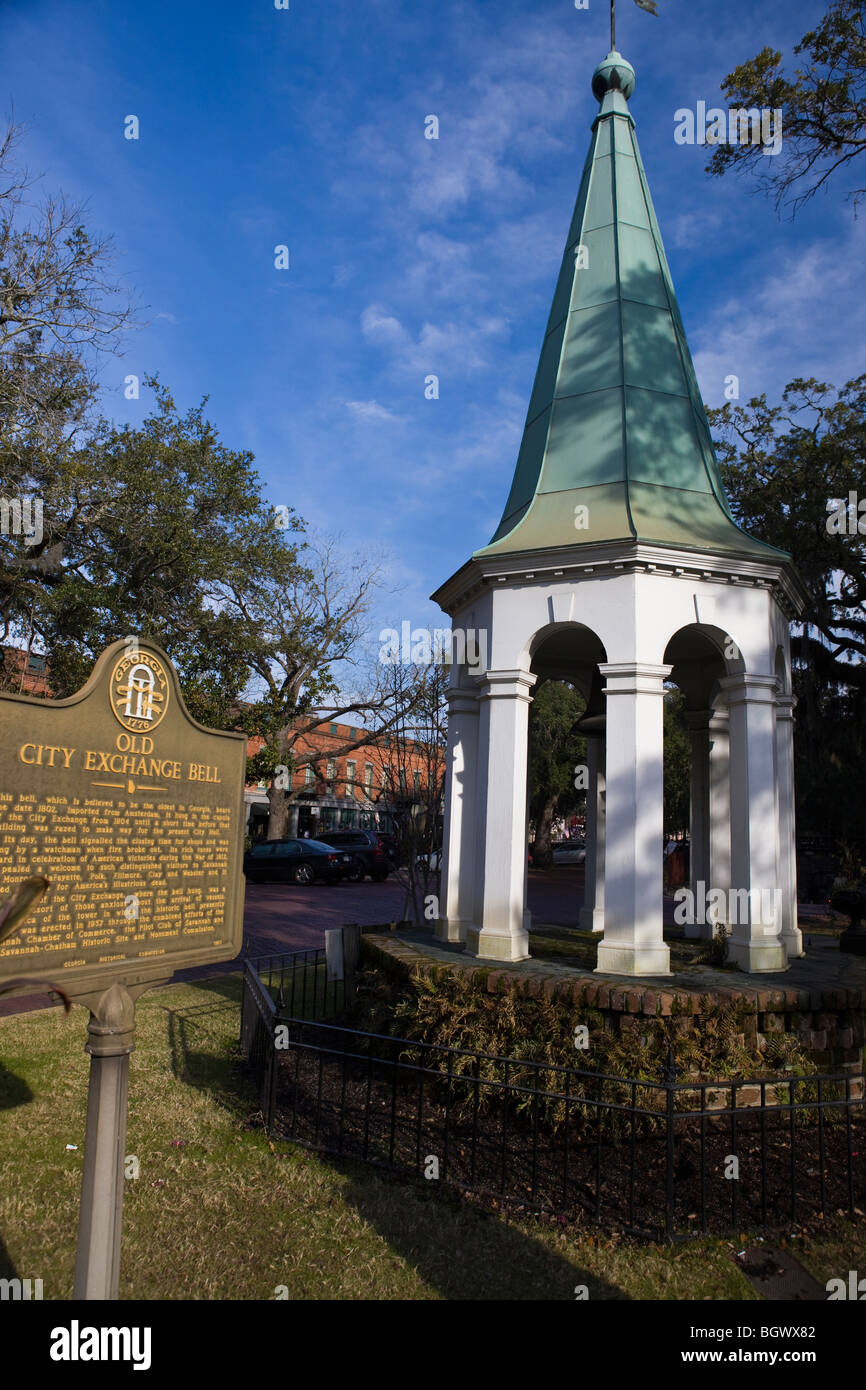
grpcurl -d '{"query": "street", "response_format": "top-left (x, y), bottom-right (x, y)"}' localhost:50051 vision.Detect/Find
top-left (0, 867), bottom-right (589, 1013)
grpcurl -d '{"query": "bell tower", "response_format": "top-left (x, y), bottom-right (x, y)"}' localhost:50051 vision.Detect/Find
top-left (432, 52), bottom-right (808, 975)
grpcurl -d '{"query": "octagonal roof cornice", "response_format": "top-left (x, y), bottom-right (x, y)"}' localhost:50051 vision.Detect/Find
top-left (431, 537), bottom-right (810, 622)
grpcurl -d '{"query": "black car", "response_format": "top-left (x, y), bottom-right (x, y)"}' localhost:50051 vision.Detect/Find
top-left (312, 830), bottom-right (393, 882)
top-left (243, 838), bottom-right (353, 885)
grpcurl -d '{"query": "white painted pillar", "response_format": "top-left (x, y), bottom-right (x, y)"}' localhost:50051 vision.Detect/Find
top-left (708, 705), bottom-right (731, 927)
top-left (466, 669), bottom-right (536, 962)
top-left (579, 736), bottom-right (605, 933)
top-left (523, 793), bottom-right (532, 938)
top-left (684, 710), bottom-right (712, 940)
top-left (596, 663), bottom-right (672, 977)
top-left (775, 694), bottom-right (803, 959)
top-left (719, 675), bottom-right (787, 973)
top-left (435, 687), bottom-right (479, 944)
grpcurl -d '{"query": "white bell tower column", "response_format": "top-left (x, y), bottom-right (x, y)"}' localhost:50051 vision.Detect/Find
top-left (467, 669), bottom-right (536, 962)
top-left (579, 735), bottom-right (605, 933)
top-left (596, 662), bottom-right (672, 976)
top-left (707, 703), bottom-right (732, 932)
top-left (720, 674), bottom-right (787, 972)
top-left (775, 693), bottom-right (803, 959)
top-left (684, 709), bottom-right (712, 940)
top-left (436, 686), bottom-right (479, 944)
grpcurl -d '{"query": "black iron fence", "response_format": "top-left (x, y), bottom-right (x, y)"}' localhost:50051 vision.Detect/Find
top-left (253, 947), bottom-right (347, 1020)
top-left (239, 941), bottom-right (356, 1127)
top-left (239, 955), bottom-right (280, 1128)
top-left (239, 953), bottom-right (865, 1239)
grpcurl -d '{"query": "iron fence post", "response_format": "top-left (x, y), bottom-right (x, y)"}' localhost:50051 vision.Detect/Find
top-left (240, 961), bottom-right (249, 1053)
top-left (342, 923), bottom-right (361, 1004)
top-left (663, 1045), bottom-right (677, 1241)
top-left (266, 1029), bottom-right (278, 1134)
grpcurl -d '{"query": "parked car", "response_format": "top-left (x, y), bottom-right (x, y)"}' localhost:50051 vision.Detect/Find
top-left (373, 829), bottom-right (399, 862)
top-left (243, 838), bottom-right (353, 885)
top-left (312, 829), bottom-right (393, 882)
top-left (552, 841), bottom-right (586, 865)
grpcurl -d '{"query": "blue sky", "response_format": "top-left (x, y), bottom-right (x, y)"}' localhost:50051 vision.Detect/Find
top-left (5, 0), bottom-right (864, 643)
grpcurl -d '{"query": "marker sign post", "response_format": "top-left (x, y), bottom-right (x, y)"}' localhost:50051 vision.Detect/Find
top-left (0, 639), bottom-right (246, 1298)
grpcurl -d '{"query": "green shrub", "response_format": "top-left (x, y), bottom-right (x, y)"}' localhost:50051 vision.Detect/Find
top-left (693, 922), bottom-right (730, 968)
top-left (346, 964), bottom-right (817, 1136)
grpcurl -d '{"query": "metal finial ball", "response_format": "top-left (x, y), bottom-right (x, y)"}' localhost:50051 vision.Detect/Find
top-left (591, 52), bottom-right (636, 102)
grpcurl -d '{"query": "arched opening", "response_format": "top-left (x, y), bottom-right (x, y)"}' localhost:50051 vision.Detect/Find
top-left (522, 624), bottom-right (608, 934)
top-left (660, 623), bottom-right (743, 942)
top-left (517, 621), bottom-right (749, 951)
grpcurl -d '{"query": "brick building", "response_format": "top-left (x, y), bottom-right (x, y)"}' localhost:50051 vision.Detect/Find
top-left (245, 719), bottom-right (444, 842)
top-left (1, 648), bottom-right (51, 696)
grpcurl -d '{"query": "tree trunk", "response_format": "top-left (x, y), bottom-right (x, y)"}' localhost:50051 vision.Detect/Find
top-left (267, 785), bottom-right (290, 839)
top-left (533, 794), bottom-right (558, 868)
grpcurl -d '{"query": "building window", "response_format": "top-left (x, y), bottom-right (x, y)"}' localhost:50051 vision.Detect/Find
top-left (398, 769), bottom-right (407, 794)
top-left (330, 723), bottom-right (339, 736)
top-left (346, 760), bottom-right (356, 793)
top-left (413, 770), bottom-right (422, 795)
top-left (326, 758), bottom-right (337, 790)
top-left (364, 763), bottom-right (374, 795)
top-left (304, 764), bottom-right (314, 786)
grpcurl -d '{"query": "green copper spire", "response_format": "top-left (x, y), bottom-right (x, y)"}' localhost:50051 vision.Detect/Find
top-left (475, 54), bottom-right (786, 563)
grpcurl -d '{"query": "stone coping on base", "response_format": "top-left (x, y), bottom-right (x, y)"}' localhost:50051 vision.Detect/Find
top-left (360, 929), bottom-right (866, 1018)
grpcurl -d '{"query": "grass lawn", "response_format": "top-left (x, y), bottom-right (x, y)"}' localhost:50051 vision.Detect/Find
top-left (0, 974), bottom-right (863, 1301)
top-left (260, 960), bottom-right (345, 1019)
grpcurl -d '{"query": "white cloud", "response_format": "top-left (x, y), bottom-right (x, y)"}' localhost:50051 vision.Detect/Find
top-left (666, 207), bottom-right (725, 250)
top-left (332, 264), bottom-right (356, 288)
top-left (344, 399), bottom-right (398, 421)
top-left (693, 218), bottom-right (866, 407)
top-left (360, 304), bottom-right (407, 349)
top-left (360, 301), bottom-right (509, 374)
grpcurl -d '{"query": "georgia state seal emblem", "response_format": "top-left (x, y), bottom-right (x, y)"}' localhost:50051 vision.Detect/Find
top-left (110, 649), bottom-right (170, 733)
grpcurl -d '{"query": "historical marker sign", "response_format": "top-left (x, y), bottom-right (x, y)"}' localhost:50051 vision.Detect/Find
top-left (0, 637), bottom-right (246, 998)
